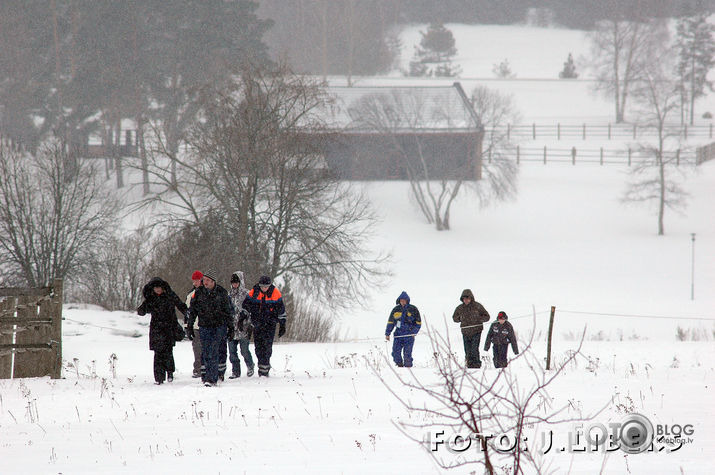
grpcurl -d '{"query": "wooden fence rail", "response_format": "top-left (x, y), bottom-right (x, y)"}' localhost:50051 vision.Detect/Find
top-left (0, 279), bottom-right (63, 379)
top-left (489, 123), bottom-right (714, 141)
top-left (486, 145), bottom-right (697, 166)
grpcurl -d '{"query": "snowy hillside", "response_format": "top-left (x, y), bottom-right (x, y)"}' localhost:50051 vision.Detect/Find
top-left (2, 23), bottom-right (714, 474)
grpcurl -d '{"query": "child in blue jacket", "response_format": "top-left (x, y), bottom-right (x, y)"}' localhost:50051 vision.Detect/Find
top-left (385, 291), bottom-right (422, 367)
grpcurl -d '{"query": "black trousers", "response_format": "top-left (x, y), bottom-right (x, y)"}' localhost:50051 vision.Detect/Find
top-left (254, 323), bottom-right (276, 374)
top-left (153, 346), bottom-right (175, 382)
top-left (492, 344), bottom-right (509, 368)
top-left (462, 331), bottom-right (482, 368)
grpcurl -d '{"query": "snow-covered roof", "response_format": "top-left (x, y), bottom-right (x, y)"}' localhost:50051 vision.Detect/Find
top-left (322, 82), bottom-right (480, 132)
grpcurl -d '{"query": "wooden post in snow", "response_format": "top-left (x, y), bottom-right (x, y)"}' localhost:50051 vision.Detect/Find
top-left (546, 306), bottom-right (556, 370)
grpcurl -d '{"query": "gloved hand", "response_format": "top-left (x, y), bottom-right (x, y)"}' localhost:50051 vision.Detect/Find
top-left (385, 334), bottom-right (390, 341)
top-left (227, 325), bottom-right (235, 340)
top-left (186, 326), bottom-right (194, 341)
top-left (278, 321), bottom-right (286, 337)
top-left (238, 319), bottom-right (245, 332)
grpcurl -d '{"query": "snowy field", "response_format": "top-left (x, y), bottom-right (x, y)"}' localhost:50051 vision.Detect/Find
top-left (2, 23), bottom-right (715, 474)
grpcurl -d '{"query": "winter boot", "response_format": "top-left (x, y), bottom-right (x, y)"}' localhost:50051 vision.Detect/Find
top-left (167, 372), bottom-right (174, 382)
top-left (247, 366), bottom-right (255, 377)
top-left (228, 372), bottom-right (240, 379)
top-left (258, 364), bottom-right (270, 377)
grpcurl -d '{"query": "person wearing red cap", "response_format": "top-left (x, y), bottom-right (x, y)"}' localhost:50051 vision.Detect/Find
top-left (484, 311), bottom-right (519, 369)
top-left (185, 270), bottom-right (204, 378)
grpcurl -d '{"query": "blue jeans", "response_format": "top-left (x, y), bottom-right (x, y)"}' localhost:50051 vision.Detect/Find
top-left (228, 337), bottom-right (254, 375)
top-left (200, 326), bottom-right (227, 384)
top-left (391, 335), bottom-right (415, 367)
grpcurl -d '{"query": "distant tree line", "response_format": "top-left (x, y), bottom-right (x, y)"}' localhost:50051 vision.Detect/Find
top-left (0, 0), bottom-right (271, 162)
top-left (385, 0), bottom-right (714, 29)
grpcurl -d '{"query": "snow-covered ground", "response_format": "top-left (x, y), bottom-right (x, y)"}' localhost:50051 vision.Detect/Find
top-left (2, 23), bottom-right (714, 474)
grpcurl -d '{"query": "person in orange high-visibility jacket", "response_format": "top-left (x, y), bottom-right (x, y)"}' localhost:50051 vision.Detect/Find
top-left (240, 275), bottom-right (286, 377)
top-left (385, 291), bottom-right (421, 367)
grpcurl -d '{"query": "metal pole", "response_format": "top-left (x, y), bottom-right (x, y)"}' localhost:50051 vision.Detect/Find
top-left (691, 233), bottom-right (696, 300)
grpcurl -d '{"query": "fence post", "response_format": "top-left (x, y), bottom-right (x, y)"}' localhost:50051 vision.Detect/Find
top-left (633, 124), bottom-right (636, 139)
top-left (557, 123), bottom-right (561, 140)
top-left (507, 123), bottom-right (511, 141)
top-left (516, 145), bottom-right (520, 165)
top-left (50, 279), bottom-right (63, 379)
top-left (628, 147), bottom-right (632, 166)
top-left (600, 147), bottom-right (604, 165)
top-left (710, 123), bottom-right (712, 139)
top-left (608, 123), bottom-right (611, 140)
top-left (571, 146), bottom-right (576, 165)
top-left (546, 306), bottom-right (556, 370)
top-left (676, 149), bottom-right (680, 166)
top-left (488, 146), bottom-right (492, 163)
top-left (684, 125), bottom-right (688, 140)
top-left (582, 123), bottom-right (586, 140)
top-left (543, 145), bottom-right (547, 164)
top-left (532, 123), bottom-right (536, 140)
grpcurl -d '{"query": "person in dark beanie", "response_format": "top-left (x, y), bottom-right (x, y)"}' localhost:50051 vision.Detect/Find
top-left (484, 311), bottom-right (519, 369)
top-left (385, 291), bottom-right (421, 367)
top-left (184, 270), bottom-right (204, 379)
top-left (240, 275), bottom-right (286, 377)
top-left (228, 271), bottom-right (255, 378)
top-left (187, 270), bottom-right (232, 386)
top-left (452, 289), bottom-right (490, 368)
top-left (137, 277), bottom-right (187, 384)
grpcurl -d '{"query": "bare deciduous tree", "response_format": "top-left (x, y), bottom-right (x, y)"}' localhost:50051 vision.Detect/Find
top-left (589, 18), bottom-right (669, 123)
top-left (137, 62), bottom-right (389, 310)
top-left (371, 320), bottom-right (600, 474)
top-left (348, 88), bottom-right (516, 231)
top-left (72, 228), bottom-right (153, 311)
top-left (0, 139), bottom-right (120, 286)
top-left (623, 56), bottom-right (690, 236)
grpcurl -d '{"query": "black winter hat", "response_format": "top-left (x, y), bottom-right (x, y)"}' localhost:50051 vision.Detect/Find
top-left (497, 311), bottom-right (508, 320)
top-left (231, 273), bottom-right (240, 283)
top-left (258, 275), bottom-right (271, 286)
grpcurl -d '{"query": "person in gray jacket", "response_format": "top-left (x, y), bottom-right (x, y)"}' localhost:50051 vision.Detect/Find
top-left (227, 271), bottom-right (255, 378)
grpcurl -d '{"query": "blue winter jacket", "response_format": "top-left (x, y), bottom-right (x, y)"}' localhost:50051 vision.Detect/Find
top-left (385, 291), bottom-right (422, 337)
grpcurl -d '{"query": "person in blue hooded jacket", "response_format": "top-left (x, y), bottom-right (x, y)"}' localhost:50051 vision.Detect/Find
top-left (385, 291), bottom-right (421, 367)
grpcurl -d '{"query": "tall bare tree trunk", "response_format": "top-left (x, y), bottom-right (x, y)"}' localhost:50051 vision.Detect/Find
top-left (321, 1), bottom-right (328, 80)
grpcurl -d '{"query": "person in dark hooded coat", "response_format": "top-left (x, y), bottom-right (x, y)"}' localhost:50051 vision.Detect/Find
top-left (385, 291), bottom-right (421, 367)
top-left (137, 277), bottom-right (187, 384)
top-left (452, 289), bottom-right (490, 368)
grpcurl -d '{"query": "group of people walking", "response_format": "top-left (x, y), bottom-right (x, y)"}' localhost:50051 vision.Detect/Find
top-left (138, 275), bottom-right (519, 386)
top-left (137, 270), bottom-right (286, 386)
top-left (385, 289), bottom-right (519, 370)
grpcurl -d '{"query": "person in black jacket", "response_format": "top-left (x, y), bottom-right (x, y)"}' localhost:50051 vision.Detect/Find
top-left (484, 311), bottom-right (519, 369)
top-left (186, 270), bottom-right (232, 386)
top-left (240, 275), bottom-right (286, 377)
top-left (137, 277), bottom-right (187, 384)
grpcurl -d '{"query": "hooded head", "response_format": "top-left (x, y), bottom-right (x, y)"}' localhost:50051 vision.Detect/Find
top-left (231, 271), bottom-right (245, 286)
top-left (395, 291), bottom-right (410, 306)
top-left (143, 277), bottom-right (169, 299)
top-left (460, 289), bottom-right (475, 303)
top-left (497, 311), bottom-right (508, 321)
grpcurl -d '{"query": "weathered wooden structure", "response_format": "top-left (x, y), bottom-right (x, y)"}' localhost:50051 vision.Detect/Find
top-left (321, 82), bottom-right (484, 180)
top-left (0, 279), bottom-right (63, 379)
